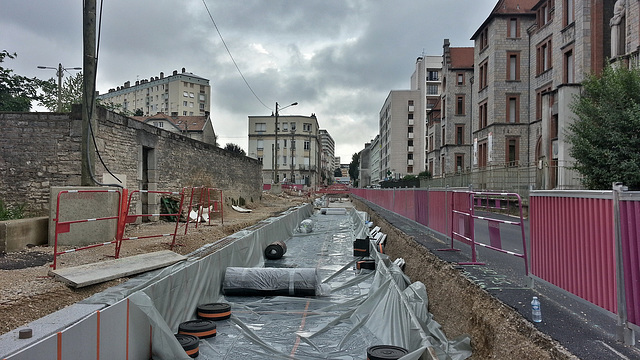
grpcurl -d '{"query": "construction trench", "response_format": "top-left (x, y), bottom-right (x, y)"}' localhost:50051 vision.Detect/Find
top-left (0, 198), bottom-right (569, 360)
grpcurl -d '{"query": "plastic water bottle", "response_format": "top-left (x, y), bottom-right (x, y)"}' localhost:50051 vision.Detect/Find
top-left (531, 296), bottom-right (542, 323)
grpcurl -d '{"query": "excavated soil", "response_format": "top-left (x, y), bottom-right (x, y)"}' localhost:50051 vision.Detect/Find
top-left (0, 192), bottom-right (307, 335)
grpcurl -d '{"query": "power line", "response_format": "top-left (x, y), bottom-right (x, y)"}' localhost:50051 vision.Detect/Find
top-left (201, 0), bottom-right (272, 111)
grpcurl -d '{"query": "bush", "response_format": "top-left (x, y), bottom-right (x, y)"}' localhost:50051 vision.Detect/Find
top-left (0, 200), bottom-right (25, 221)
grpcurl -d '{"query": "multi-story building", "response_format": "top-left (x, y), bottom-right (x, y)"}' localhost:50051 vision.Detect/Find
top-left (248, 114), bottom-right (320, 187)
top-left (319, 129), bottom-right (336, 185)
top-left (368, 135), bottom-right (382, 185)
top-left (358, 143), bottom-right (371, 188)
top-left (131, 113), bottom-right (217, 145)
top-left (379, 90), bottom-right (421, 180)
top-left (432, 40), bottom-right (475, 176)
top-left (97, 68), bottom-right (210, 117)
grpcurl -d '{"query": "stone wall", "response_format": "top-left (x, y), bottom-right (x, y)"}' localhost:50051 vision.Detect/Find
top-left (0, 107), bottom-right (262, 217)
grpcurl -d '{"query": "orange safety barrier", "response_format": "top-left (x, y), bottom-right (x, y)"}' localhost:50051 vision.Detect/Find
top-left (52, 189), bottom-right (124, 270)
top-left (119, 189), bottom-right (186, 252)
top-left (182, 187), bottom-right (224, 234)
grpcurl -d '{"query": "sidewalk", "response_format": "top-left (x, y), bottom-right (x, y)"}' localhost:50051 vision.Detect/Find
top-left (360, 199), bottom-right (640, 360)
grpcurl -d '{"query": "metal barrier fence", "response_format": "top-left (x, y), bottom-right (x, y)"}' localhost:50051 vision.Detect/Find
top-left (52, 189), bottom-right (124, 270)
top-left (530, 188), bottom-right (640, 342)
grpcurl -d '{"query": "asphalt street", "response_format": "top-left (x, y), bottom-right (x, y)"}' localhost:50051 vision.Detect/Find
top-left (359, 198), bottom-right (640, 359)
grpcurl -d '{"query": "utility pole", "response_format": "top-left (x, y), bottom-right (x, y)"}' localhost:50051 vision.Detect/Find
top-left (81, 0), bottom-right (97, 185)
top-left (273, 101), bottom-right (298, 184)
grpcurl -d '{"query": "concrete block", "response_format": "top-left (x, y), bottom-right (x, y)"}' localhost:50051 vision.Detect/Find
top-left (48, 187), bottom-right (122, 247)
top-left (0, 217), bottom-right (49, 253)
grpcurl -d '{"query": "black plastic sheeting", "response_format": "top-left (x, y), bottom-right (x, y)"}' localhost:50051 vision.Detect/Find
top-left (264, 241), bottom-right (287, 260)
top-left (222, 267), bottom-right (318, 297)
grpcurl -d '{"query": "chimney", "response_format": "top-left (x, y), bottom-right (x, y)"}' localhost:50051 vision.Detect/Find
top-left (173, 70), bottom-right (178, 76)
top-left (124, 81), bottom-right (130, 88)
top-left (160, 72), bottom-right (164, 79)
top-left (182, 67), bottom-right (186, 73)
top-left (135, 80), bottom-right (140, 85)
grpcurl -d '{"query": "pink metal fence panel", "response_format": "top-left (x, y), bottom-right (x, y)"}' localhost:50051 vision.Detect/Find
top-left (620, 197), bottom-right (640, 326)
top-left (393, 189), bottom-right (416, 221)
top-left (530, 194), bottom-right (617, 314)
top-left (427, 191), bottom-right (448, 235)
top-left (415, 190), bottom-right (430, 228)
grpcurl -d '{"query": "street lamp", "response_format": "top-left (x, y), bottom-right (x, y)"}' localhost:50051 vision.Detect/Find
top-left (274, 101), bottom-right (298, 183)
top-left (37, 63), bottom-right (82, 112)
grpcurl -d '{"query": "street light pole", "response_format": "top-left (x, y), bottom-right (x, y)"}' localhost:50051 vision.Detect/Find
top-left (37, 63), bottom-right (82, 112)
top-left (273, 101), bottom-right (298, 184)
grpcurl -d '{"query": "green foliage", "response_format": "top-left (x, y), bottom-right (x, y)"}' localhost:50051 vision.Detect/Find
top-left (224, 143), bottom-right (246, 156)
top-left (0, 200), bottom-right (25, 221)
top-left (96, 99), bottom-right (134, 117)
top-left (134, 108), bottom-right (144, 116)
top-left (403, 175), bottom-right (418, 181)
top-left (0, 50), bottom-right (47, 111)
top-left (418, 171), bottom-right (432, 179)
top-left (38, 72), bottom-right (83, 112)
top-left (349, 152), bottom-right (360, 180)
top-left (568, 64), bottom-right (640, 189)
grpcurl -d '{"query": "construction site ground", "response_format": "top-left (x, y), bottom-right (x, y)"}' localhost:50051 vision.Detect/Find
top-left (2, 192), bottom-right (636, 359)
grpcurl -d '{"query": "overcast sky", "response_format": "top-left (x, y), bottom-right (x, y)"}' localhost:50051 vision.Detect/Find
top-left (2, 0), bottom-right (497, 162)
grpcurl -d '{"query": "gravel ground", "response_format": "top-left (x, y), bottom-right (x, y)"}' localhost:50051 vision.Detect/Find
top-left (0, 192), bottom-right (308, 335)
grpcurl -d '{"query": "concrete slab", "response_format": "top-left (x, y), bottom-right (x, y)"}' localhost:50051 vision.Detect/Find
top-left (49, 250), bottom-right (186, 288)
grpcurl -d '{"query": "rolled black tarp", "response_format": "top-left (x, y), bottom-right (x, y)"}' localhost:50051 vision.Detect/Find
top-left (223, 267), bottom-right (318, 297)
top-left (264, 240), bottom-right (287, 260)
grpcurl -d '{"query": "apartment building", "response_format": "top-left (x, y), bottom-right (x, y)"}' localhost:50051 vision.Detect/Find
top-left (247, 114), bottom-right (320, 187)
top-left (471, 0), bottom-right (537, 184)
top-left (97, 68), bottom-right (211, 117)
top-left (432, 40), bottom-right (475, 176)
top-left (319, 129), bottom-right (336, 185)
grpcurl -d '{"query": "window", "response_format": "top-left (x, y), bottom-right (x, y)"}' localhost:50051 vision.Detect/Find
top-left (479, 27), bottom-right (489, 50)
top-left (428, 71), bottom-right (439, 81)
top-left (441, 127), bottom-right (445, 146)
top-left (479, 100), bottom-right (488, 129)
top-left (408, 113), bottom-right (414, 120)
top-left (456, 125), bottom-right (464, 145)
top-left (153, 121), bottom-right (163, 128)
top-left (199, 103), bottom-right (205, 110)
top-left (507, 52), bottom-right (520, 81)
top-left (257, 156), bottom-right (263, 163)
top-left (283, 139), bottom-right (287, 148)
top-left (478, 141), bottom-right (488, 168)
top-left (537, 1), bottom-right (552, 28)
top-left (183, 101), bottom-right (188, 106)
top-left (283, 122), bottom-right (288, 131)
top-left (506, 137), bottom-right (520, 166)
top-left (255, 122), bottom-right (266, 132)
top-left (564, 47), bottom-right (575, 83)
top-left (304, 141), bottom-right (310, 150)
top-left (479, 59), bottom-right (488, 89)
top-left (189, 102), bottom-right (194, 108)
top-left (536, 85), bottom-right (552, 120)
top-left (507, 95), bottom-right (520, 123)
top-left (455, 154), bottom-right (464, 173)
top-left (457, 73), bottom-right (464, 85)
top-left (408, 100), bottom-right (414, 106)
top-left (408, 153), bottom-right (414, 160)
top-left (199, 94), bottom-right (205, 101)
top-left (456, 95), bottom-right (465, 115)
top-left (408, 126), bottom-right (414, 133)
top-left (282, 156), bottom-right (287, 165)
top-left (536, 37), bottom-right (552, 75)
top-left (290, 122), bottom-right (296, 130)
top-left (303, 123), bottom-right (312, 132)
top-left (291, 140), bottom-right (296, 149)
top-left (257, 139), bottom-right (264, 150)
top-left (427, 84), bottom-right (439, 95)
top-left (189, 92), bottom-right (194, 98)
top-left (183, 91), bottom-right (188, 97)
top-left (183, 111), bottom-right (187, 116)
top-left (564, 0), bottom-right (574, 26)
top-left (508, 18), bottom-right (519, 38)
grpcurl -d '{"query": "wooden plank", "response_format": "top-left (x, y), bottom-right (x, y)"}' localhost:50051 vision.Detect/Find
top-left (49, 250), bottom-right (186, 288)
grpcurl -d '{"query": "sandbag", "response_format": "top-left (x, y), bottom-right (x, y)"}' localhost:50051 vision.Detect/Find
top-left (264, 241), bottom-right (287, 260)
top-left (223, 267), bottom-right (318, 297)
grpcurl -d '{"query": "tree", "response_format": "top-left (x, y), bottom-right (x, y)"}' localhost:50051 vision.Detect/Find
top-left (134, 108), bottom-right (144, 116)
top-left (224, 143), bottom-right (246, 156)
top-left (0, 51), bottom-right (46, 111)
top-left (348, 152), bottom-right (360, 181)
top-left (568, 64), bottom-right (640, 190)
top-left (39, 72), bottom-right (83, 112)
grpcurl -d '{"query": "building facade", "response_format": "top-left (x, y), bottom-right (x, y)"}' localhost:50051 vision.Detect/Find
top-left (248, 114), bottom-right (320, 187)
top-left (97, 68), bottom-right (211, 117)
top-left (319, 129), bottom-right (336, 185)
top-left (131, 113), bottom-right (217, 145)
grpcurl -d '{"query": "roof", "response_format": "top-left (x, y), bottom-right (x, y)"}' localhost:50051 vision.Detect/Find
top-left (449, 47), bottom-right (475, 69)
top-left (471, 0), bottom-right (538, 39)
top-left (131, 113), bottom-right (209, 132)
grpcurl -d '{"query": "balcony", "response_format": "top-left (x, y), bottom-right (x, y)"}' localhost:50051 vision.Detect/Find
top-left (407, 159), bottom-right (414, 166)
top-left (408, 133), bottom-right (414, 139)
top-left (408, 105), bottom-right (415, 112)
top-left (408, 119), bottom-right (414, 126)
top-left (408, 146), bottom-right (414, 152)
